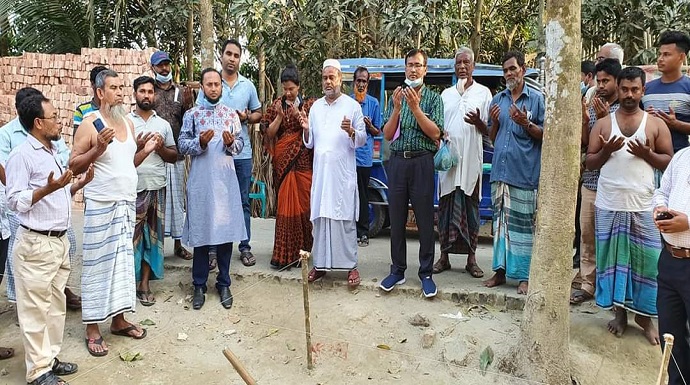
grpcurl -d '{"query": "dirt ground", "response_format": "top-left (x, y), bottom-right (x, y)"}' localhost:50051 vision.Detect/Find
top-left (0, 267), bottom-right (662, 385)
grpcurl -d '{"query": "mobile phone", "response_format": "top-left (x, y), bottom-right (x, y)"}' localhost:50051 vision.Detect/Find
top-left (93, 118), bottom-right (105, 132)
top-left (656, 211), bottom-right (674, 220)
top-left (400, 82), bottom-right (409, 89)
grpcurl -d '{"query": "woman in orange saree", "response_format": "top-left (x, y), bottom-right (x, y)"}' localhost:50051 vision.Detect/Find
top-left (261, 65), bottom-right (314, 269)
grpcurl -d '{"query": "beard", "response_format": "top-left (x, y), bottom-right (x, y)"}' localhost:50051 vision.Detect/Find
top-left (506, 78), bottom-right (521, 91)
top-left (354, 88), bottom-right (367, 103)
top-left (324, 85), bottom-right (341, 100)
top-left (104, 103), bottom-right (127, 121)
top-left (136, 100), bottom-right (153, 111)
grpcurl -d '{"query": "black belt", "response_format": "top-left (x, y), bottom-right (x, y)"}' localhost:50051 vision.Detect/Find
top-left (665, 242), bottom-right (690, 259)
top-left (392, 150), bottom-right (431, 159)
top-left (21, 224), bottom-right (67, 238)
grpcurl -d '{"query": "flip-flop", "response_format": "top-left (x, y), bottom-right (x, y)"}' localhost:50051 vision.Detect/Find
top-left (0, 347), bottom-right (13, 360)
top-left (175, 247), bottom-right (193, 260)
top-left (347, 269), bottom-right (361, 289)
top-left (110, 325), bottom-right (147, 340)
top-left (308, 267), bottom-right (326, 283)
top-left (136, 290), bottom-right (156, 307)
top-left (465, 264), bottom-right (484, 278)
top-left (85, 337), bottom-right (108, 357)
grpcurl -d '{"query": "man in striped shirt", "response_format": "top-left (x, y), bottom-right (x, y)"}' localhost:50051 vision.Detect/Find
top-left (72, 65), bottom-right (108, 136)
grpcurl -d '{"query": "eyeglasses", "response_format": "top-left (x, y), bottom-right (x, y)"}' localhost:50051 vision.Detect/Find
top-left (405, 63), bottom-right (426, 69)
top-left (39, 115), bottom-right (58, 122)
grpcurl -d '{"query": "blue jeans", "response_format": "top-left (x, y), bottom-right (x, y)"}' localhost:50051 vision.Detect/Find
top-left (234, 158), bottom-right (252, 252)
top-left (192, 243), bottom-right (232, 289)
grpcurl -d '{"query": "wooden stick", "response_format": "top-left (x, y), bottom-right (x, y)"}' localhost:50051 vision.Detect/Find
top-left (656, 333), bottom-right (675, 385)
top-left (299, 250), bottom-right (314, 369)
top-left (223, 348), bottom-right (257, 385)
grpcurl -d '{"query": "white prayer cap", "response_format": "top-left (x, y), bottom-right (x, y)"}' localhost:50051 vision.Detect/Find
top-left (322, 59), bottom-right (341, 71)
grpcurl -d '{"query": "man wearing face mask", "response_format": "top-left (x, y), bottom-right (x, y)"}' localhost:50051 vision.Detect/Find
top-left (180, 68), bottom-right (245, 310)
top-left (379, 49), bottom-right (444, 298)
top-left (150, 51), bottom-right (194, 262)
top-left (304, 59), bottom-right (366, 288)
top-left (351, 66), bottom-right (382, 247)
top-left (483, 51), bottom-right (544, 295)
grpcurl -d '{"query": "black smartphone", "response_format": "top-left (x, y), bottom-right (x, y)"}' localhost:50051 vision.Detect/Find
top-left (93, 118), bottom-right (105, 132)
top-left (656, 211), bottom-right (674, 220)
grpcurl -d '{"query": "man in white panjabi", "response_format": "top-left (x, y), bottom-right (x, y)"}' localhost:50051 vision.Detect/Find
top-left (303, 59), bottom-right (366, 288)
top-left (434, 47), bottom-right (492, 279)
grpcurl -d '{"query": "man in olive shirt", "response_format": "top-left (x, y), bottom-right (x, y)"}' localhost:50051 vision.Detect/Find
top-left (379, 49), bottom-right (444, 298)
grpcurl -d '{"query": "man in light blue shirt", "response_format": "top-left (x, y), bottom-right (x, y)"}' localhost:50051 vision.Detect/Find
top-left (351, 66), bottom-right (382, 247)
top-left (196, 39), bottom-right (262, 267)
top-left (0, 87), bottom-right (80, 309)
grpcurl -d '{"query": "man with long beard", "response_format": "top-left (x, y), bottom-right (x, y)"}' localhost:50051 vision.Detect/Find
top-left (70, 69), bottom-right (160, 356)
top-left (351, 66), bottom-right (382, 247)
top-left (129, 76), bottom-right (178, 307)
top-left (304, 59), bottom-right (366, 288)
top-left (483, 51), bottom-right (544, 295)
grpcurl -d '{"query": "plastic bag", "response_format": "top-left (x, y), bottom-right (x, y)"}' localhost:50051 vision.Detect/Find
top-left (434, 139), bottom-right (458, 171)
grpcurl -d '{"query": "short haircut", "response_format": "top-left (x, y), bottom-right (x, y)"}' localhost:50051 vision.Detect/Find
top-left (280, 64), bottom-right (300, 85)
top-left (502, 51), bottom-right (525, 67)
top-left (405, 49), bottom-right (428, 66)
top-left (353, 66), bottom-right (369, 81)
top-left (221, 38), bottom-right (242, 55)
top-left (658, 30), bottom-right (690, 55)
top-left (617, 66), bottom-right (646, 87)
top-left (595, 58), bottom-right (621, 78)
top-left (90, 65), bottom-right (108, 85)
top-left (94, 69), bottom-right (119, 90)
top-left (17, 94), bottom-right (49, 132)
top-left (581, 60), bottom-right (596, 77)
top-left (133, 76), bottom-right (155, 92)
top-left (15, 87), bottom-right (42, 110)
top-left (601, 43), bottom-right (624, 63)
top-left (200, 67), bottom-right (221, 84)
top-left (455, 46), bottom-right (475, 63)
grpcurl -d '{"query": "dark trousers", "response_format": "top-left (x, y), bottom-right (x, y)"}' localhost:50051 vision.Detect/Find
top-left (356, 166), bottom-right (371, 238)
top-left (234, 158), bottom-right (252, 251)
top-left (192, 242), bottom-right (233, 290)
top-left (0, 237), bottom-right (7, 285)
top-left (387, 153), bottom-right (435, 279)
top-left (573, 182), bottom-right (582, 267)
top-left (658, 246), bottom-right (690, 384)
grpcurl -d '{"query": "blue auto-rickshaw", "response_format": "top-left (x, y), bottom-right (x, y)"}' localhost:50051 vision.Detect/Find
top-left (340, 58), bottom-right (541, 237)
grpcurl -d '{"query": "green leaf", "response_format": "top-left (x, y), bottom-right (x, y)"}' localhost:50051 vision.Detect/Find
top-left (377, 344), bottom-right (391, 350)
top-left (479, 346), bottom-right (494, 376)
top-left (139, 319), bottom-right (156, 326)
top-left (119, 351), bottom-right (143, 362)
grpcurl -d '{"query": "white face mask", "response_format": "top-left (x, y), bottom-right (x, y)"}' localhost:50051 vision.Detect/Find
top-left (155, 71), bottom-right (173, 83)
top-left (456, 78), bottom-right (467, 95)
top-left (404, 77), bottom-right (423, 88)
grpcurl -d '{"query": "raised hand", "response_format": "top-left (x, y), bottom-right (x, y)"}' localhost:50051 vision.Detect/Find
top-left (236, 108), bottom-right (250, 123)
top-left (341, 116), bottom-right (353, 135)
top-left (592, 97), bottom-right (610, 119)
top-left (599, 134), bottom-right (625, 155)
top-left (509, 104), bottom-right (530, 127)
top-left (626, 138), bottom-right (651, 159)
top-left (144, 134), bottom-right (160, 153)
top-left (222, 130), bottom-right (235, 146)
top-left (299, 109), bottom-right (309, 130)
top-left (136, 132), bottom-right (155, 152)
top-left (392, 87), bottom-right (403, 111)
top-left (96, 127), bottom-right (116, 153)
top-left (47, 169), bottom-right (73, 192)
top-left (464, 108), bottom-right (483, 127)
top-left (199, 129), bottom-right (215, 148)
top-left (654, 106), bottom-right (679, 129)
top-left (582, 99), bottom-right (590, 127)
top-left (402, 86), bottom-right (421, 111)
top-left (490, 104), bottom-right (501, 128)
top-left (75, 164), bottom-right (95, 189)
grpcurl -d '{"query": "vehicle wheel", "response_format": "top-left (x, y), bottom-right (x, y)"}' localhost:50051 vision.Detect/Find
top-left (368, 189), bottom-right (387, 238)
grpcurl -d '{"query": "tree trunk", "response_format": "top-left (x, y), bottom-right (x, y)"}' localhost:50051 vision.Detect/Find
top-left (469, 0), bottom-right (483, 56)
top-left (186, 4), bottom-right (195, 81)
top-left (199, 0), bottom-right (215, 69)
top-left (511, 0), bottom-right (581, 384)
top-left (258, 47), bottom-right (266, 111)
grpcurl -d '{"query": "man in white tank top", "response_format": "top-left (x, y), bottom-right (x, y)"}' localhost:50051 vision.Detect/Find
top-left (586, 66), bottom-right (674, 345)
top-left (70, 69), bottom-right (161, 357)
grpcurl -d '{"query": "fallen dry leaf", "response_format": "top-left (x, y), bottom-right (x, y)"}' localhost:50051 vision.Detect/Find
top-left (377, 344), bottom-right (391, 350)
top-left (119, 351), bottom-right (143, 362)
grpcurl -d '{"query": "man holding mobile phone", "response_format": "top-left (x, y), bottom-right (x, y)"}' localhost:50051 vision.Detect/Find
top-left (654, 141), bottom-right (690, 384)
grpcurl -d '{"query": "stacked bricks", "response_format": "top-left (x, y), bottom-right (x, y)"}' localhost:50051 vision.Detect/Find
top-left (0, 47), bottom-right (158, 146)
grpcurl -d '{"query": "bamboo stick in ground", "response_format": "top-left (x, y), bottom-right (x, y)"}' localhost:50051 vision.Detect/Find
top-left (223, 348), bottom-right (257, 385)
top-left (656, 333), bottom-right (675, 385)
top-left (299, 249), bottom-right (314, 370)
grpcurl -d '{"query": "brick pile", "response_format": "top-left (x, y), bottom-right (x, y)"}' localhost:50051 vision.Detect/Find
top-left (0, 47), bottom-right (157, 146)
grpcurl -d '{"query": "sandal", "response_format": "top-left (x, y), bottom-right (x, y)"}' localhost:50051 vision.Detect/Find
top-left (465, 263), bottom-right (484, 278)
top-left (357, 235), bottom-right (369, 247)
top-left (136, 290), bottom-right (156, 307)
top-left (240, 250), bottom-right (256, 267)
top-left (175, 247), bottom-right (193, 260)
top-left (65, 288), bottom-right (81, 311)
top-left (570, 289), bottom-right (594, 305)
top-left (0, 346), bottom-right (13, 360)
top-left (84, 336), bottom-right (108, 357)
top-left (347, 269), bottom-right (361, 288)
top-left (433, 260), bottom-right (451, 274)
top-left (110, 324), bottom-right (147, 340)
top-left (307, 267), bottom-right (326, 283)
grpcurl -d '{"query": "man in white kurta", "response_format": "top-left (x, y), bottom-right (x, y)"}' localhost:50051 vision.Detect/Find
top-left (434, 48), bottom-right (492, 278)
top-left (304, 59), bottom-right (366, 288)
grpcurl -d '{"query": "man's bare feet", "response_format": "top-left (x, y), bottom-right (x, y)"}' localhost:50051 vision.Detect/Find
top-left (517, 281), bottom-right (529, 295)
top-left (607, 307), bottom-right (628, 337)
top-left (483, 272), bottom-right (506, 288)
top-left (634, 314), bottom-right (660, 345)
